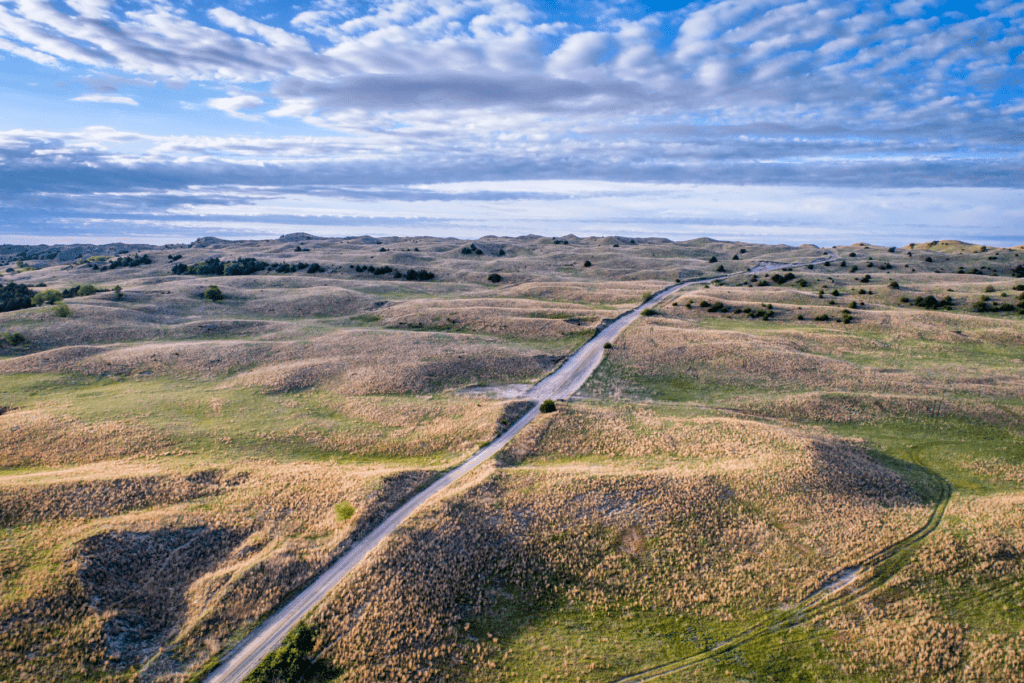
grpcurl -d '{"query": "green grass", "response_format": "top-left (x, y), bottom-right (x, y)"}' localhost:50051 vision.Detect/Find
top-left (826, 417), bottom-right (1023, 495)
top-left (471, 602), bottom-right (843, 683)
top-left (0, 373), bottom-right (483, 468)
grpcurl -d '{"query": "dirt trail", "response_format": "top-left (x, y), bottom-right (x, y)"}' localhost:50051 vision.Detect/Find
top-left (613, 472), bottom-right (953, 682)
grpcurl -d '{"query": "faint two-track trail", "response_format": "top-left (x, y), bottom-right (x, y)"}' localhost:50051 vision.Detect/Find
top-left (612, 453), bottom-right (953, 681)
top-left (205, 253), bottom-right (834, 683)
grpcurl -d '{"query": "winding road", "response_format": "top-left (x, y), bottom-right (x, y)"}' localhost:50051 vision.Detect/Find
top-left (205, 252), bottom-right (834, 683)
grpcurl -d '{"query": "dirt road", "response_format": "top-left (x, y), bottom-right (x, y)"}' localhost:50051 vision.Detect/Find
top-left (205, 254), bottom-right (832, 683)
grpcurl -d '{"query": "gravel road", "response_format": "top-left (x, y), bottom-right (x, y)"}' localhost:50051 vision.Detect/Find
top-left (205, 254), bottom-right (832, 683)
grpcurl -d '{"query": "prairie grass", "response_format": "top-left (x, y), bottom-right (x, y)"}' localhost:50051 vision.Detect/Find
top-left (0, 459), bottom-right (438, 680)
top-left (302, 417), bottom-right (929, 682)
top-left (3, 236), bottom-right (1023, 681)
top-left (0, 374), bottom-right (518, 469)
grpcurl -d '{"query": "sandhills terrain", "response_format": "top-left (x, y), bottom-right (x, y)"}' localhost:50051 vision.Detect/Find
top-left (1, 234), bottom-right (1022, 682)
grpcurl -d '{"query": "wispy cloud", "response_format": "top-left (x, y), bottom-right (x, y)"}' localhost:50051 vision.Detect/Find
top-left (0, 0), bottom-right (1021, 244)
top-left (208, 95), bottom-right (265, 120)
top-left (71, 93), bottom-right (139, 105)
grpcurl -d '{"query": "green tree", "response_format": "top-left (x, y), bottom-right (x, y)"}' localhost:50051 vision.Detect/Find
top-left (203, 285), bottom-right (224, 301)
top-left (31, 289), bottom-right (62, 306)
top-left (539, 399), bottom-right (556, 413)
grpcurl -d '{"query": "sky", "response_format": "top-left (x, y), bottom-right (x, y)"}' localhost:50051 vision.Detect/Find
top-left (0, 0), bottom-right (1022, 247)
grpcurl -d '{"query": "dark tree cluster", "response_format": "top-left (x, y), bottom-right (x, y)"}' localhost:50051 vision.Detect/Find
top-left (0, 283), bottom-right (33, 312)
top-left (698, 299), bottom-right (775, 320)
top-left (350, 264), bottom-right (435, 281)
top-left (89, 253), bottom-right (151, 271)
top-left (459, 243), bottom-right (504, 255)
top-left (907, 295), bottom-right (954, 310)
top-left (973, 292), bottom-right (1024, 314)
top-left (60, 284), bottom-right (99, 299)
top-left (770, 272), bottom-right (796, 285)
top-left (172, 257), bottom-right (322, 276)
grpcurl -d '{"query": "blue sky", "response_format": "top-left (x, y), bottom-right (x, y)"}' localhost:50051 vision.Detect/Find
top-left (0, 0), bottom-right (1021, 246)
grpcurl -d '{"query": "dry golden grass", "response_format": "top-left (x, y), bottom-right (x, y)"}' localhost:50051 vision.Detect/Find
top-left (825, 493), bottom-right (1024, 682)
top-left (0, 409), bottom-right (172, 469)
top-left (298, 409), bottom-right (928, 682)
top-left (495, 281), bottom-right (667, 306)
top-left (0, 329), bottom-right (557, 392)
top-left (252, 395), bottom-right (518, 460)
top-left (0, 460), bottom-right (436, 680)
top-left (595, 316), bottom-right (1024, 399)
top-left (228, 330), bottom-right (557, 394)
top-left (377, 297), bottom-right (603, 341)
top-left (734, 392), bottom-right (1024, 426)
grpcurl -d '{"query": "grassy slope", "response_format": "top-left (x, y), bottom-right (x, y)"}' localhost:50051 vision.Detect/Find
top-left (472, 259), bottom-right (1022, 682)
top-left (3, 238), bottom-right (1022, 682)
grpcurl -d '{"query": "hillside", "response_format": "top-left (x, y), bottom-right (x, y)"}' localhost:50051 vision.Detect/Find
top-left (1, 236), bottom-right (1022, 682)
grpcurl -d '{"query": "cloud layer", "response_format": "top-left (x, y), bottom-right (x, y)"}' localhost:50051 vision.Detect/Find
top-left (1, 0), bottom-right (1022, 243)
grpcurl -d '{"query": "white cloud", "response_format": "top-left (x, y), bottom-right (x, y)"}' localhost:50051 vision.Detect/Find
top-left (72, 93), bottom-right (139, 105)
top-left (208, 95), bottom-right (265, 120)
top-left (0, 0), bottom-right (1022, 246)
top-left (208, 7), bottom-right (310, 51)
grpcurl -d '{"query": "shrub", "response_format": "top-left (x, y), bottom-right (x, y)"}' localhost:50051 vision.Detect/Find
top-left (406, 269), bottom-right (435, 281)
top-left (732, 254), bottom-right (739, 260)
top-left (914, 295), bottom-right (953, 310)
top-left (0, 283), bottom-right (33, 312)
top-left (641, 308), bottom-right (658, 316)
top-left (203, 285), bottom-right (224, 301)
top-left (2, 332), bottom-right (26, 346)
top-left (52, 302), bottom-right (71, 317)
top-left (814, 314), bottom-right (831, 321)
top-left (31, 289), bottom-right (62, 306)
top-left (984, 285), bottom-right (995, 292)
top-left (223, 257), bottom-right (270, 276)
top-left (183, 257), bottom-right (225, 276)
top-left (708, 256), bottom-right (718, 263)
top-left (76, 283), bottom-right (98, 296)
top-left (107, 253), bottom-right (151, 269)
top-left (539, 399), bottom-right (556, 413)
top-left (715, 264), bottom-right (726, 272)
top-left (642, 292), bottom-right (654, 302)
top-left (307, 263), bottom-right (322, 274)
top-left (335, 501), bottom-right (356, 522)
top-left (771, 273), bottom-right (796, 285)
top-left (247, 623), bottom-right (334, 683)
top-left (113, 285), bottom-right (123, 299)
top-left (487, 273), bottom-right (502, 283)
top-left (603, 342), bottom-right (612, 349)
top-left (888, 281), bottom-right (899, 289)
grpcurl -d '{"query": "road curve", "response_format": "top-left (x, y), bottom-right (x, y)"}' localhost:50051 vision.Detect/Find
top-left (205, 253), bottom-right (833, 683)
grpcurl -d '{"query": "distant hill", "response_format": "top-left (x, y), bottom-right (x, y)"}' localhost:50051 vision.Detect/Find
top-left (904, 239), bottom-right (1000, 254)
